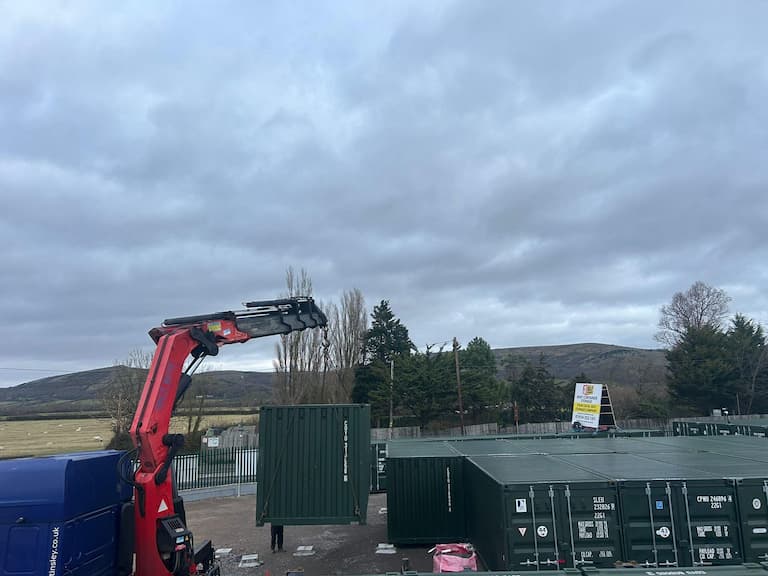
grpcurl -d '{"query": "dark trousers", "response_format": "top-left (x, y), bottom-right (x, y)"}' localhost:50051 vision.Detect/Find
top-left (270, 524), bottom-right (284, 551)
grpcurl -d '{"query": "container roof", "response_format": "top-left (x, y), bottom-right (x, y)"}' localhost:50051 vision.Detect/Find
top-left (467, 454), bottom-right (608, 484)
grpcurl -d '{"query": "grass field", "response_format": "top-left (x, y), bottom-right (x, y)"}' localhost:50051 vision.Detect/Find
top-left (0, 413), bottom-right (257, 458)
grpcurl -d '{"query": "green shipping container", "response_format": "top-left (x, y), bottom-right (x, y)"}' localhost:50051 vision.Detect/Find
top-left (464, 455), bottom-right (623, 571)
top-left (256, 404), bottom-right (370, 526)
top-left (344, 566), bottom-right (768, 576)
top-left (370, 442), bottom-right (387, 493)
top-left (735, 477), bottom-right (768, 563)
top-left (555, 452), bottom-right (745, 567)
top-left (386, 441), bottom-right (465, 544)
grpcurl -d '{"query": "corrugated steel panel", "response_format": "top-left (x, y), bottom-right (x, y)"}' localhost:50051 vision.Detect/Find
top-left (255, 404), bottom-right (370, 526)
top-left (386, 455), bottom-right (466, 544)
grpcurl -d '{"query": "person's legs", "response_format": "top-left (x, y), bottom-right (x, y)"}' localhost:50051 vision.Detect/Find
top-left (270, 525), bottom-right (277, 552)
top-left (277, 525), bottom-right (284, 551)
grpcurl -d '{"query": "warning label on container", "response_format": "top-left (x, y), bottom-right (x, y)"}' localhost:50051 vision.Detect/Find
top-left (516, 498), bottom-right (527, 513)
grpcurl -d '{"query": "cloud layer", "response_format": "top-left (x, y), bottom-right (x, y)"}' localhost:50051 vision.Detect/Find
top-left (2, 1), bottom-right (767, 386)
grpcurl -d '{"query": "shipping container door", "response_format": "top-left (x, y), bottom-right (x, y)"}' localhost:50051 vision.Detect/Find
top-left (386, 457), bottom-right (465, 544)
top-left (374, 443), bottom-right (387, 492)
top-left (619, 481), bottom-right (680, 567)
top-left (503, 485), bottom-right (562, 570)
top-left (735, 478), bottom-right (768, 563)
top-left (369, 443), bottom-right (387, 493)
top-left (558, 483), bottom-right (623, 568)
top-left (674, 480), bottom-right (742, 566)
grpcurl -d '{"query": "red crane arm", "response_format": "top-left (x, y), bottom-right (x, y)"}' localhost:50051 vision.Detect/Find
top-left (128, 298), bottom-right (326, 576)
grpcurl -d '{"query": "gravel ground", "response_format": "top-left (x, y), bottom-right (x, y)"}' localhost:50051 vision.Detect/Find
top-left (185, 492), bottom-right (436, 576)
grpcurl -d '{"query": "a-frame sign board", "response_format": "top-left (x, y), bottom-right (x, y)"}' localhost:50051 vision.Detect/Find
top-left (598, 384), bottom-right (616, 429)
top-left (571, 383), bottom-right (617, 431)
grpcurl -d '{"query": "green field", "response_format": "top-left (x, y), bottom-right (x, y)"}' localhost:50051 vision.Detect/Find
top-left (0, 414), bottom-right (256, 459)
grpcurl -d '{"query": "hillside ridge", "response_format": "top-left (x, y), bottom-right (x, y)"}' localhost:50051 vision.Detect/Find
top-left (0, 343), bottom-right (666, 416)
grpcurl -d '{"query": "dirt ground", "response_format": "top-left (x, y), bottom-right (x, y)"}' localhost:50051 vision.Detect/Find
top-left (185, 492), bottom-right (436, 576)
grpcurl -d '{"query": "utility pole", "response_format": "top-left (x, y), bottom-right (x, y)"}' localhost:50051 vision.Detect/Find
top-left (453, 337), bottom-right (465, 436)
top-left (388, 359), bottom-right (394, 439)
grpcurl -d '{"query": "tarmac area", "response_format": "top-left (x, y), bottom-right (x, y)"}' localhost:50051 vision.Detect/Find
top-left (185, 492), bottom-right (437, 576)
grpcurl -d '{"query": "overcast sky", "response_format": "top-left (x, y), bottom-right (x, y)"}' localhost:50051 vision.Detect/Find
top-left (1, 1), bottom-right (767, 387)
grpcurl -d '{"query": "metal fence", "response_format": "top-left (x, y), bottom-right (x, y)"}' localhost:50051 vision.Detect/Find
top-left (171, 447), bottom-right (258, 491)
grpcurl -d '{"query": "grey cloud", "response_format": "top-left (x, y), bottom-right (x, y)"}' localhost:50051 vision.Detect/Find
top-left (2, 1), bottom-right (768, 386)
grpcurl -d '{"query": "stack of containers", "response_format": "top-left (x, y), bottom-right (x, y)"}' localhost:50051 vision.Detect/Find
top-left (0, 450), bottom-right (132, 576)
top-left (386, 435), bottom-right (768, 571)
top-left (673, 420), bottom-right (768, 438)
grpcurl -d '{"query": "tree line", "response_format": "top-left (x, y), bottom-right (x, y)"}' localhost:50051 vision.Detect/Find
top-left (102, 270), bottom-right (768, 446)
top-left (658, 281), bottom-right (768, 416)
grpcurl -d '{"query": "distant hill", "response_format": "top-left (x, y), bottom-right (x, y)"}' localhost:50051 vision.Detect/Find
top-left (0, 366), bottom-right (273, 417)
top-left (494, 343), bottom-right (667, 386)
top-left (0, 343), bottom-right (666, 417)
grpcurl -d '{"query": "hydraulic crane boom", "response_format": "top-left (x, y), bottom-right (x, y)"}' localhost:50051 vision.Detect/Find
top-left (128, 297), bottom-right (327, 576)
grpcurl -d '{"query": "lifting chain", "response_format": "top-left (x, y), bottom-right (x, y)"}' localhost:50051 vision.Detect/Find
top-left (321, 326), bottom-right (331, 400)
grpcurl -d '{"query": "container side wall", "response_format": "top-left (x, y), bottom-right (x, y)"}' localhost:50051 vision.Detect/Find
top-left (464, 459), bottom-right (505, 571)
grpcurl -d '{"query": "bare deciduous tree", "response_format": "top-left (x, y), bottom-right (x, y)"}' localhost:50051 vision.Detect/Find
top-left (655, 281), bottom-right (731, 347)
top-left (176, 374), bottom-right (210, 450)
top-left (327, 288), bottom-right (368, 402)
top-left (103, 348), bottom-right (152, 449)
top-left (273, 267), bottom-right (325, 403)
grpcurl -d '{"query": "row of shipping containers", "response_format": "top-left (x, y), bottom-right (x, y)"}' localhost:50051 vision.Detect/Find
top-left (674, 421), bottom-right (768, 438)
top-left (355, 567), bottom-right (768, 576)
top-left (387, 435), bottom-right (768, 571)
top-left (370, 429), bottom-right (666, 494)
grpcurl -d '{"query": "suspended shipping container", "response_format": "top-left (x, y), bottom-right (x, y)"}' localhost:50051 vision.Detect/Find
top-left (256, 404), bottom-right (370, 526)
